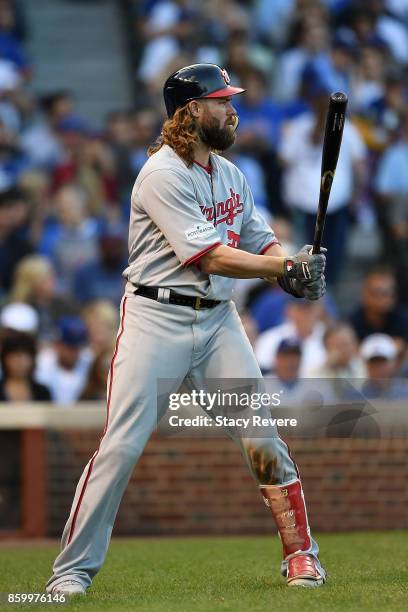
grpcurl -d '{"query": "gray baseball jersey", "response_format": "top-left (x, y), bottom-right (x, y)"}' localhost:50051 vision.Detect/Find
top-left (123, 144), bottom-right (278, 300)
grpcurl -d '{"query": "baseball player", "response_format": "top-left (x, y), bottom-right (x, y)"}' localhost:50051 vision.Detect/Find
top-left (46, 64), bottom-right (327, 596)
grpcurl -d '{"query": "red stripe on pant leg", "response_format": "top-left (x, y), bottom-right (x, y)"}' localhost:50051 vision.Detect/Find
top-left (67, 296), bottom-right (128, 545)
top-left (66, 451), bottom-right (98, 545)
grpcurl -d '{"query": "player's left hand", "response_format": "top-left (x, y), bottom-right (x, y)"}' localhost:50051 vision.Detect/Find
top-left (295, 245), bottom-right (327, 301)
top-left (277, 245), bottom-right (327, 300)
top-left (283, 244), bottom-right (326, 282)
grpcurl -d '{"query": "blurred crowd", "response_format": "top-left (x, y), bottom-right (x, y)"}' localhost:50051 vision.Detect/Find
top-left (0, 0), bottom-right (407, 404)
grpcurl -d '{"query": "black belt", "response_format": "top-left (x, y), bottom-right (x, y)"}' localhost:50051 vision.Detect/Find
top-left (133, 285), bottom-right (221, 310)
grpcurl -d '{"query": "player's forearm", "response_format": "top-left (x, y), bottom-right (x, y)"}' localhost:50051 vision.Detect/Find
top-left (199, 244), bottom-right (285, 279)
top-left (260, 242), bottom-right (288, 280)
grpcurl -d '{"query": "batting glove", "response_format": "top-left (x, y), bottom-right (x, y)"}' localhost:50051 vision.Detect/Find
top-left (283, 244), bottom-right (326, 281)
top-left (278, 245), bottom-right (327, 301)
top-left (299, 272), bottom-right (326, 300)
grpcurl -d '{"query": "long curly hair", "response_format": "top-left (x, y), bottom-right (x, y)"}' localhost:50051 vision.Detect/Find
top-left (147, 106), bottom-right (199, 167)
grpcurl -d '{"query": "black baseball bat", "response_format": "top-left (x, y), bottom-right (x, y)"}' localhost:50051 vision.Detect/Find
top-left (312, 92), bottom-right (348, 254)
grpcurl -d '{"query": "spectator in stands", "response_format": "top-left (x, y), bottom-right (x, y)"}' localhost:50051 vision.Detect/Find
top-left (82, 300), bottom-right (118, 358)
top-left (104, 108), bottom-right (160, 221)
top-left (348, 267), bottom-right (408, 345)
top-left (234, 68), bottom-right (284, 147)
top-left (352, 43), bottom-right (388, 113)
top-left (21, 90), bottom-right (73, 168)
top-left (375, 110), bottom-right (408, 302)
top-left (39, 184), bottom-right (99, 293)
top-left (130, 108), bottom-right (160, 176)
top-left (201, 0), bottom-right (252, 56)
top-left (309, 322), bottom-right (365, 378)
top-left (386, 194), bottom-right (408, 305)
top-left (104, 110), bottom-right (134, 204)
top-left (279, 79), bottom-right (366, 284)
top-left (385, 0), bottom-right (408, 24)
top-left (269, 338), bottom-right (302, 389)
top-left (255, 298), bottom-right (326, 376)
top-left (0, 184), bottom-right (31, 237)
top-left (0, 301), bottom-right (39, 336)
top-left (10, 255), bottom-right (78, 342)
top-left (302, 33), bottom-right (356, 96)
top-left (0, 59), bottom-right (24, 135)
top-left (0, 118), bottom-right (29, 187)
top-left (356, 1), bottom-right (408, 65)
top-left (80, 350), bottom-right (112, 401)
top-left (263, 338), bottom-right (314, 407)
top-left (137, 0), bottom-right (199, 91)
top-left (75, 133), bottom-right (117, 217)
top-left (0, 0), bottom-right (29, 75)
top-left (0, 331), bottom-right (51, 401)
top-left (0, 186), bottom-right (32, 295)
top-left (17, 169), bottom-right (52, 246)
top-left (35, 316), bottom-right (92, 404)
top-left (359, 333), bottom-right (408, 399)
top-left (337, 7), bottom-right (385, 53)
top-left (375, 108), bottom-right (408, 212)
top-left (78, 301), bottom-right (118, 401)
top-left (53, 118), bottom-right (117, 217)
top-left (252, 0), bottom-right (297, 48)
top-left (73, 229), bottom-right (127, 305)
top-left (52, 115), bottom-right (87, 186)
top-left (274, 15), bottom-right (330, 102)
top-left (222, 29), bottom-right (275, 86)
top-left (144, 50), bottom-right (196, 107)
top-left (367, 67), bottom-right (407, 143)
top-left (0, 0), bottom-right (27, 43)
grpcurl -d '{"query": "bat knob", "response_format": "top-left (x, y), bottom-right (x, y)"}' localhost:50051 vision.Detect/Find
top-left (331, 92), bottom-right (348, 104)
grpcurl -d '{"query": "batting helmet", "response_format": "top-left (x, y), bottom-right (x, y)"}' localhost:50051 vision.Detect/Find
top-left (163, 63), bottom-right (245, 118)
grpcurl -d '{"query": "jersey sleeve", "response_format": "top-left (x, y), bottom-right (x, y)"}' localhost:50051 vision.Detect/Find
top-left (238, 177), bottom-right (279, 254)
top-left (135, 168), bottom-right (222, 266)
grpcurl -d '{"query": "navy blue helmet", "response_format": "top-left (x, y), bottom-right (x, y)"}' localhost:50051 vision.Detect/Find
top-left (163, 63), bottom-right (245, 118)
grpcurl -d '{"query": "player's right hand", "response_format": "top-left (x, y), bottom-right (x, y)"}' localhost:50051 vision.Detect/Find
top-left (283, 245), bottom-right (326, 282)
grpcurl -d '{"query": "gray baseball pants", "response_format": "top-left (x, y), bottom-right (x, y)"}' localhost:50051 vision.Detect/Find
top-left (47, 287), bottom-right (320, 591)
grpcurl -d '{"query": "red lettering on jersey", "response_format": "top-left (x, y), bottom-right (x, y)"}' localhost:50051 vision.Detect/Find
top-left (200, 188), bottom-right (244, 226)
top-left (227, 230), bottom-right (240, 248)
top-left (199, 204), bottom-right (214, 221)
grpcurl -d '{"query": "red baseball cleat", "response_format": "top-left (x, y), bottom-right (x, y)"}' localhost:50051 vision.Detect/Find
top-left (287, 554), bottom-right (326, 587)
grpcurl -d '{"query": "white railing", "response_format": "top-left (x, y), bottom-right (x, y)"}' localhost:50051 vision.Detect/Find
top-left (0, 403), bottom-right (105, 429)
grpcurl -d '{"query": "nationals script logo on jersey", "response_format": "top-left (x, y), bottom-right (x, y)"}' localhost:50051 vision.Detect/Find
top-left (200, 188), bottom-right (244, 226)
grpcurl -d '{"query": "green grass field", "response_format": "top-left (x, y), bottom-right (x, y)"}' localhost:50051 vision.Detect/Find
top-left (0, 533), bottom-right (407, 611)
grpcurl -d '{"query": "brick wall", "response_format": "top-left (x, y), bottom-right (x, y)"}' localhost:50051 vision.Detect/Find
top-left (46, 432), bottom-right (408, 537)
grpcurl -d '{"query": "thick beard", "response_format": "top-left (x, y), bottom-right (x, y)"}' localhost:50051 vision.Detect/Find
top-left (198, 113), bottom-right (235, 151)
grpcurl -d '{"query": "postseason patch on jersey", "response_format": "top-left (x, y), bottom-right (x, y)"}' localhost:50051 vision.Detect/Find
top-left (185, 222), bottom-right (215, 241)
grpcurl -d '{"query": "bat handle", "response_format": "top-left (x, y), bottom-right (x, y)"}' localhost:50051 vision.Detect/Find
top-left (312, 221), bottom-right (323, 254)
